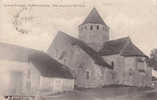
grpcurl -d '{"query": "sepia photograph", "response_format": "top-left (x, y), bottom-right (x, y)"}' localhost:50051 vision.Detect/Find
top-left (0, 0), bottom-right (157, 100)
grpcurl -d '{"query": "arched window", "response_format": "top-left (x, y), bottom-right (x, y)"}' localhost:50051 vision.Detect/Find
top-left (97, 25), bottom-right (99, 30)
top-left (129, 69), bottom-right (133, 76)
top-left (111, 61), bottom-right (114, 69)
top-left (111, 71), bottom-right (116, 80)
top-left (90, 25), bottom-right (93, 30)
top-left (86, 71), bottom-right (90, 80)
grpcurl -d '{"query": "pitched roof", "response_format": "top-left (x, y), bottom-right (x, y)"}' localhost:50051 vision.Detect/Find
top-left (99, 37), bottom-right (146, 57)
top-left (47, 31), bottom-right (112, 69)
top-left (47, 31), bottom-right (76, 51)
top-left (0, 42), bottom-right (39, 62)
top-left (72, 40), bottom-right (112, 69)
top-left (28, 51), bottom-right (73, 79)
top-left (81, 8), bottom-right (107, 26)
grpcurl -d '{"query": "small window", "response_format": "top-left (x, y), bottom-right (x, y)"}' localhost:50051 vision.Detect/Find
top-left (129, 69), bottom-right (133, 76)
top-left (111, 61), bottom-right (114, 67)
top-left (86, 71), bottom-right (90, 80)
top-left (138, 69), bottom-right (145, 73)
top-left (90, 25), bottom-right (93, 30)
top-left (110, 61), bottom-right (114, 69)
top-left (97, 25), bottom-right (99, 30)
top-left (111, 71), bottom-right (116, 80)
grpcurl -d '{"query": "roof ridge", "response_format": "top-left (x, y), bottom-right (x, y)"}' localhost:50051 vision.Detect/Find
top-left (47, 31), bottom-right (78, 51)
top-left (120, 40), bottom-right (146, 57)
top-left (105, 37), bottom-right (130, 43)
top-left (73, 41), bottom-right (112, 69)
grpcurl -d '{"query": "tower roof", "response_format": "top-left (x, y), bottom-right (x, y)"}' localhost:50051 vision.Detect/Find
top-left (81, 8), bottom-right (106, 25)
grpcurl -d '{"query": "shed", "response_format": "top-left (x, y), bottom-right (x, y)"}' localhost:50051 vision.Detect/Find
top-left (28, 51), bottom-right (74, 95)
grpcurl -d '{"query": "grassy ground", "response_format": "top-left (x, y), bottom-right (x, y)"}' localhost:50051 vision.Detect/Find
top-left (42, 86), bottom-right (157, 100)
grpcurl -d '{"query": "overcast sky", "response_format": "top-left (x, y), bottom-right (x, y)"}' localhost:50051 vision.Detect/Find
top-left (1, 0), bottom-right (157, 56)
top-left (1, 0), bottom-right (157, 93)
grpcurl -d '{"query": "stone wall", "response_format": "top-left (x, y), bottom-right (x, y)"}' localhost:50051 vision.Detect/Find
top-left (103, 55), bottom-right (152, 87)
top-left (72, 46), bottom-right (105, 88)
top-left (124, 56), bottom-right (152, 87)
top-left (103, 54), bottom-right (125, 85)
top-left (79, 23), bottom-right (109, 51)
top-left (47, 32), bottom-right (76, 72)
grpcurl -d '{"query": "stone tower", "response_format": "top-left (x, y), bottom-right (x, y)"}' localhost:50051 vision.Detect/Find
top-left (79, 8), bottom-right (110, 51)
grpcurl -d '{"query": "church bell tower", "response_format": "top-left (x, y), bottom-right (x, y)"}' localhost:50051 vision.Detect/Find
top-left (79, 8), bottom-right (110, 51)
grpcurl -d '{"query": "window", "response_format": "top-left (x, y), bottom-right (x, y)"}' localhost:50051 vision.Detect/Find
top-left (111, 61), bottom-right (114, 67)
top-left (129, 69), bottom-right (133, 76)
top-left (111, 71), bottom-right (116, 80)
top-left (90, 25), bottom-right (93, 30)
top-left (138, 69), bottom-right (145, 73)
top-left (136, 58), bottom-right (145, 73)
top-left (86, 71), bottom-right (90, 80)
top-left (97, 25), bottom-right (99, 30)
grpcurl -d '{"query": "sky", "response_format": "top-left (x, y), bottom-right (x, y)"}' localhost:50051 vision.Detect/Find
top-left (0, 0), bottom-right (157, 93)
top-left (0, 0), bottom-right (157, 56)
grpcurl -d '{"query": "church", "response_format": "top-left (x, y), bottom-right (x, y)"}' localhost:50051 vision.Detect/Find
top-left (0, 8), bottom-right (153, 97)
top-left (47, 8), bottom-right (152, 88)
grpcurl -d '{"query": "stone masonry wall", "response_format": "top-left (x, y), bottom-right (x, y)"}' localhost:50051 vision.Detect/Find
top-left (103, 54), bottom-right (125, 85)
top-left (72, 46), bottom-right (105, 88)
top-left (79, 24), bottom-right (109, 51)
top-left (124, 56), bottom-right (152, 87)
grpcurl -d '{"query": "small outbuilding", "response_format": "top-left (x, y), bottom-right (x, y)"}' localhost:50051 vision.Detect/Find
top-left (28, 51), bottom-right (74, 95)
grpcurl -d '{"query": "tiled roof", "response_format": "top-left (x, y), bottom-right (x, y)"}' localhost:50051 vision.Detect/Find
top-left (28, 51), bottom-right (73, 79)
top-left (99, 37), bottom-right (146, 57)
top-left (81, 8), bottom-right (107, 26)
